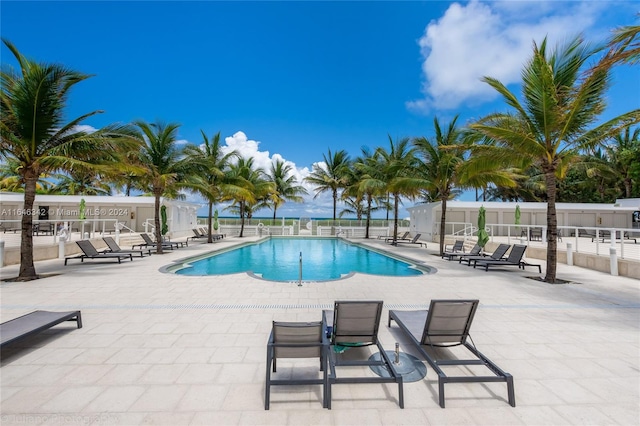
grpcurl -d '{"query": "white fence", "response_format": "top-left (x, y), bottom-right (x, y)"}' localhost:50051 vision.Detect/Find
top-left (438, 221), bottom-right (640, 262)
top-left (0, 218), bottom-right (131, 245)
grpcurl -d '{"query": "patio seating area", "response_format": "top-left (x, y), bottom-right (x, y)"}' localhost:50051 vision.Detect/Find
top-left (0, 236), bottom-right (638, 425)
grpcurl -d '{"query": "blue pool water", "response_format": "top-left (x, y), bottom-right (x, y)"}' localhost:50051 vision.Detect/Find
top-left (174, 237), bottom-right (427, 281)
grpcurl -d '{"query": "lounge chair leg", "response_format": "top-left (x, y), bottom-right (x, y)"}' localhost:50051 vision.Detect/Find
top-left (398, 380), bottom-right (404, 408)
top-left (265, 349), bottom-right (272, 410)
top-left (507, 375), bottom-right (516, 407)
top-left (439, 379), bottom-right (445, 408)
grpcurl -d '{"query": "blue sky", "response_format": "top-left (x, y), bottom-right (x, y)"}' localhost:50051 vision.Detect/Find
top-left (2, 1), bottom-right (639, 218)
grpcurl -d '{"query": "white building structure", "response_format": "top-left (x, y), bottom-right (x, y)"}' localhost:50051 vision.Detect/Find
top-left (0, 192), bottom-right (201, 238)
top-left (407, 199), bottom-right (640, 242)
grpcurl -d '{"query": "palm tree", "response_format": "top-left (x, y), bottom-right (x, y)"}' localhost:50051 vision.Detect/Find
top-left (607, 22), bottom-right (639, 65)
top-left (0, 158), bottom-right (56, 193)
top-left (584, 149), bottom-right (621, 202)
top-left (267, 159), bottom-right (308, 221)
top-left (133, 120), bottom-right (185, 254)
top-left (53, 170), bottom-right (113, 195)
top-left (414, 116), bottom-right (516, 254)
top-left (0, 39), bottom-right (138, 280)
top-left (469, 36), bottom-right (640, 283)
top-left (376, 136), bottom-right (425, 244)
top-left (225, 157), bottom-right (274, 237)
top-left (348, 147), bottom-right (387, 238)
top-left (605, 127), bottom-right (640, 198)
top-left (413, 117), bottom-right (468, 255)
top-left (304, 149), bottom-right (351, 234)
top-left (182, 131), bottom-right (238, 242)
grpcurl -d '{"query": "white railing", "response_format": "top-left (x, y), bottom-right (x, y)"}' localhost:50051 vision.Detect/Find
top-left (452, 224), bottom-right (477, 237)
top-left (115, 220), bottom-right (135, 234)
top-left (143, 219), bottom-right (155, 234)
top-left (439, 221), bottom-right (640, 264)
top-left (0, 218), bottom-right (123, 246)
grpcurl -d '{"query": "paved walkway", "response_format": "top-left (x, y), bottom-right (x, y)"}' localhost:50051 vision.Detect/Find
top-left (1, 237), bottom-right (638, 425)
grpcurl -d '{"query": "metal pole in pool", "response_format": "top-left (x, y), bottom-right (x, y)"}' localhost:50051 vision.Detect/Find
top-left (298, 251), bottom-right (302, 286)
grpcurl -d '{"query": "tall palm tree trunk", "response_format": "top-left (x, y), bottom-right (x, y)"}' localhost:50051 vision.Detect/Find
top-left (239, 202), bottom-right (245, 237)
top-left (439, 198), bottom-right (448, 256)
top-left (392, 193), bottom-right (400, 245)
top-left (365, 195), bottom-right (372, 239)
top-left (18, 175), bottom-right (38, 280)
top-left (544, 169), bottom-right (558, 283)
top-left (154, 194), bottom-right (163, 254)
top-left (624, 178), bottom-right (632, 198)
top-left (207, 201), bottom-right (214, 244)
top-left (332, 190), bottom-right (337, 235)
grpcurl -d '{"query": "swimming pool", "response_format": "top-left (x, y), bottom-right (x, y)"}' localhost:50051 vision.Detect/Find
top-left (172, 237), bottom-right (431, 281)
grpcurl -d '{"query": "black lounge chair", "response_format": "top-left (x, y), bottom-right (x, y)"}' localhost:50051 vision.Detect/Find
top-left (188, 228), bottom-right (207, 242)
top-left (163, 235), bottom-right (187, 247)
top-left (444, 243), bottom-right (480, 261)
top-left (441, 240), bottom-right (466, 260)
top-left (265, 320), bottom-right (329, 409)
top-left (198, 228), bottom-right (224, 240)
top-left (458, 243), bottom-right (510, 266)
top-left (1, 310), bottom-right (82, 348)
top-left (474, 244), bottom-right (527, 271)
top-left (391, 234), bottom-right (426, 248)
top-left (388, 300), bottom-right (515, 408)
top-left (385, 231), bottom-right (410, 243)
top-left (103, 236), bottom-right (151, 257)
top-left (65, 240), bottom-right (133, 265)
top-left (520, 260), bottom-right (542, 273)
top-left (134, 233), bottom-right (179, 250)
top-left (323, 301), bottom-right (404, 409)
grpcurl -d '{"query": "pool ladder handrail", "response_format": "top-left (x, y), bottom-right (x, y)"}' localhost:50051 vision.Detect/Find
top-left (298, 251), bottom-right (302, 286)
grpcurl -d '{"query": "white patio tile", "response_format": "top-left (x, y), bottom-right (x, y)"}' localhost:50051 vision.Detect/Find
top-left (82, 385), bottom-right (146, 412)
top-left (175, 384), bottom-right (229, 411)
top-left (0, 236), bottom-right (637, 425)
top-left (39, 386), bottom-right (104, 413)
top-left (128, 385), bottom-right (189, 412)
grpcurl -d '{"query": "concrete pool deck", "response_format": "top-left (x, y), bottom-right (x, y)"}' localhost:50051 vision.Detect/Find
top-left (0, 236), bottom-right (638, 425)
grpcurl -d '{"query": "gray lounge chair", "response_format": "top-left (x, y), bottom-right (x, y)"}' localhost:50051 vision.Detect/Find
top-left (443, 243), bottom-right (480, 261)
top-left (385, 231), bottom-right (410, 243)
top-left (103, 236), bottom-right (151, 257)
top-left (189, 228), bottom-right (207, 241)
top-left (458, 243), bottom-right (510, 266)
top-left (395, 233), bottom-right (426, 248)
top-left (441, 240), bottom-right (467, 260)
top-left (265, 320), bottom-right (329, 409)
top-left (1, 310), bottom-right (82, 348)
top-left (134, 233), bottom-right (179, 250)
top-left (198, 228), bottom-right (224, 240)
top-left (388, 300), bottom-right (515, 408)
top-left (323, 301), bottom-right (404, 409)
top-left (65, 240), bottom-right (133, 265)
top-left (188, 228), bottom-right (217, 243)
top-left (474, 244), bottom-right (527, 271)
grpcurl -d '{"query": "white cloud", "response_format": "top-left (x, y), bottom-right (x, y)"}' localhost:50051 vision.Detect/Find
top-left (73, 124), bottom-right (99, 133)
top-left (192, 131), bottom-right (408, 218)
top-left (191, 131), bottom-right (333, 217)
top-left (407, 0), bottom-right (603, 113)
